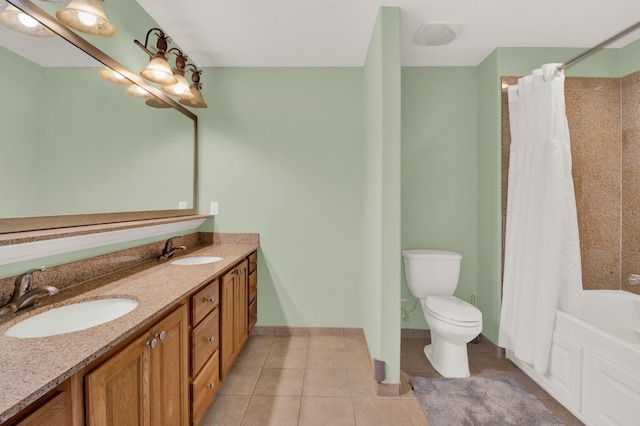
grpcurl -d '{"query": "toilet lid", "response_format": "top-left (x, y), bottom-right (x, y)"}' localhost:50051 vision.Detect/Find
top-left (424, 296), bottom-right (482, 323)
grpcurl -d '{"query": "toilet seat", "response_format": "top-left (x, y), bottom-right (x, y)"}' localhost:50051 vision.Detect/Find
top-left (424, 296), bottom-right (481, 327)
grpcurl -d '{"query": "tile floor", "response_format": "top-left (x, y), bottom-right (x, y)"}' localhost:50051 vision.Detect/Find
top-left (199, 334), bottom-right (584, 425)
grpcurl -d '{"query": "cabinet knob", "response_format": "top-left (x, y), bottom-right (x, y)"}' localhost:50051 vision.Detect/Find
top-left (205, 296), bottom-right (216, 303)
top-left (155, 331), bottom-right (166, 341)
top-left (207, 383), bottom-right (215, 390)
top-left (146, 338), bottom-right (158, 349)
top-left (206, 336), bottom-right (215, 343)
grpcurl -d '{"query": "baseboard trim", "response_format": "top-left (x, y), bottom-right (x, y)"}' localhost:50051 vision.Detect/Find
top-left (250, 326), bottom-right (365, 337)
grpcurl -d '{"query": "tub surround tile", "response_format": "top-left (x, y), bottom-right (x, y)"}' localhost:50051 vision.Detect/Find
top-left (0, 240), bottom-right (259, 423)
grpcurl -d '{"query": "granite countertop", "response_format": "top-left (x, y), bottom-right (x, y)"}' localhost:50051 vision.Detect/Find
top-left (0, 242), bottom-right (258, 423)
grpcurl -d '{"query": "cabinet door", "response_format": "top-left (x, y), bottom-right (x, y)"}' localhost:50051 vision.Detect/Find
top-left (220, 269), bottom-right (237, 379)
top-left (85, 334), bottom-right (151, 426)
top-left (234, 260), bottom-right (249, 353)
top-left (15, 381), bottom-right (74, 426)
top-left (149, 305), bottom-right (189, 426)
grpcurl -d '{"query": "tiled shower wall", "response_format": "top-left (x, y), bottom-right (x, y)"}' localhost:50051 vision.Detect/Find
top-left (502, 72), bottom-right (640, 296)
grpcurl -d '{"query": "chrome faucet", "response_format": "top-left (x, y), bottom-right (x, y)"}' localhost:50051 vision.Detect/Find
top-left (0, 267), bottom-right (59, 316)
top-left (157, 236), bottom-right (186, 260)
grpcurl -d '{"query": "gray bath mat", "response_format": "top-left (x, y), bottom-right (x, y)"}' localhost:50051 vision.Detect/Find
top-left (410, 377), bottom-right (564, 426)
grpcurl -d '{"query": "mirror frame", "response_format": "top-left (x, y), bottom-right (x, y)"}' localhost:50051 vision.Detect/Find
top-left (2, 0), bottom-right (198, 234)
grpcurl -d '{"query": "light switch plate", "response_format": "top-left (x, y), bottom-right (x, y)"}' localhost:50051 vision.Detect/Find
top-left (210, 201), bottom-right (219, 215)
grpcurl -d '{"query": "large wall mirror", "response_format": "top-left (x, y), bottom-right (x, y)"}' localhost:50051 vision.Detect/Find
top-left (0, 0), bottom-right (197, 234)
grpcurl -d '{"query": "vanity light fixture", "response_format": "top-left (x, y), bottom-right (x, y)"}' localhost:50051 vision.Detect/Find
top-left (55, 0), bottom-right (116, 37)
top-left (125, 84), bottom-right (150, 98)
top-left (161, 48), bottom-right (194, 100)
top-left (135, 28), bottom-right (178, 85)
top-left (0, 2), bottom-right (55, 37)
top-left (145, 97), bottom-right (171, 109)
top-left (179, 65), bottom-right (208, 109)
top-left (98, 66), bottom-right (128, 85)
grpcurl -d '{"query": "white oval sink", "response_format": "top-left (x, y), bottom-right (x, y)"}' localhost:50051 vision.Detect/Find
top-left (170, 256), bottom-right (223, 266)
top-left (5, 298), bottom-right (138, 338)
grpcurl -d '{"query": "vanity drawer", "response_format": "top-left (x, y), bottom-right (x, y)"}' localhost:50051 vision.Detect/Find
top-left (248, 299), bottom-right (257, 332)
top-left (192, 350), bottom-right (220, 426)
top-left (191, 279), bottom-right (219, 326)
top-left (191, 308), bottom-right (219, 376)
top-left (249, 270), bottom-right (257, 302)
top-left (248, 251), bottom-right (257, 274)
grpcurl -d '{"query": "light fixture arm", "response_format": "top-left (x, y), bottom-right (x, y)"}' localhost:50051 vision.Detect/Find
top-left (185, 63), bottom-right (202, 87)
top-left (134, 27), bottom-right (169, 59)
top-left (167, 48), bottom-right (188, 72)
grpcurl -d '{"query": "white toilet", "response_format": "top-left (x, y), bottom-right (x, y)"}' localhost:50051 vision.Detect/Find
top-left (402, 249), bottom-right (482, 378)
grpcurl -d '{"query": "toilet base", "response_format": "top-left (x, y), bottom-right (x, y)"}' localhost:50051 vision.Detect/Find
top-left (424, 339), bottom-right (470, 378)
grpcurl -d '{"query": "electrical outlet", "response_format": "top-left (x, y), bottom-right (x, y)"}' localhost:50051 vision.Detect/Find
top-left (210, 201), bottom-right (219, 215)
top-left (178, 201), bottom-right (187, 209)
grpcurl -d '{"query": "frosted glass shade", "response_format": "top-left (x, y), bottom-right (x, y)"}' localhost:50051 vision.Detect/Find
top-left (125, 84), bottom-right (150, 98)
top-left (179, 85), bottom-right (208, 109)
top-left (98, 67), bottom-right (129, 85)
top-left (56, 0), bottom-right (116, 37)
top-left (162, 73), bottom-right (194, 100)
top-left (0, 5), bottom-right (55, 37)
top-left (140, 56), bottom-right (177, 85)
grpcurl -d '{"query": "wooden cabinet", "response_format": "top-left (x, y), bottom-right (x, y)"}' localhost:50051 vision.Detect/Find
top-left (190, 279), bottom-right (221, 425)
top-left (220, 260), bottom-right (249, 379)
top-left (7, 377), bottom-right (81, 426)
top-left (248, 251), bottom-right (258, 332)
top-left (85, 304), bottom-right (189, 426)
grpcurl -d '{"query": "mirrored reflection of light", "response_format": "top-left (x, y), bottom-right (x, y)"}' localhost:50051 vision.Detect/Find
top-left (17, 11), bottom-right (38, 27)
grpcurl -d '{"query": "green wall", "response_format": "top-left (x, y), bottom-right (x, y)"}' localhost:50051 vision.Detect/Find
top-left (362, 7), bottom-right (402, 384)
top-left (401, 67), bottom-right (479, 329)
top-left (197, 67), bottom-right (365, 329)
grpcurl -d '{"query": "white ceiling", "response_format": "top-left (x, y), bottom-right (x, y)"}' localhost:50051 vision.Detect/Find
top-left (136, 0), bottom-right (640, 67)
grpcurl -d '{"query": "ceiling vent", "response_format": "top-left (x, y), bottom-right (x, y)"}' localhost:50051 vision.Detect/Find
top-left (413, 22), bottom-right (464, 46)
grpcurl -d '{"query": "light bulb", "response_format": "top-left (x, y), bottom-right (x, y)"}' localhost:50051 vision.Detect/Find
top-left (77, 11), bottom-right (97, 26)
top-left (17, 12), bottom-right (38, 28)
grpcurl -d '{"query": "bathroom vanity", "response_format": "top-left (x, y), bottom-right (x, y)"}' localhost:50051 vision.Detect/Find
top-left (0, 243), bottom-right (259, 426)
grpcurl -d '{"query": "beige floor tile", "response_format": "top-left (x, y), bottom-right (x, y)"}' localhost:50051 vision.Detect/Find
top-left (299, 397), bottom-right (355, 426)
top-left (346, 346), bottom-right (372, 370)
top-left (199, 394), bottom-right (250, 426)
top-left (303, 369), bottom-right (351, 397)
top-left (234, 347), bottom-right (269, 368)
top-left (271, 336), bottom-right (310, 351)
top-left (308, 335), bottom-right (346, 349)
top-left (218, 367), bottom-right (261, 395)
top-left (306, 347), bottom-right (348, 369)
top-left (240, 396), bottom-right (301, 426)
top-left (348, 369), bottom-right (377, 397)
top-left (254, 368), bottom-right (305, 396)
top-left (403, 398), bottom-right (430, 426)
top-left (243, 335), bottom-right (274, 352)
top-left (352, 398), bottom-right (415, 425)
top-left (264, 348), bottom-right (308, 368)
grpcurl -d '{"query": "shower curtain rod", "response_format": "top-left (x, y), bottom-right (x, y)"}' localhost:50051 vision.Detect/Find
top-left (557, 19), bottom-right (640, 72)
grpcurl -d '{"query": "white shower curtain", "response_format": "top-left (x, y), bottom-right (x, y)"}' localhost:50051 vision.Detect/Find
top-left (499, 64), bottom-right (582, 373)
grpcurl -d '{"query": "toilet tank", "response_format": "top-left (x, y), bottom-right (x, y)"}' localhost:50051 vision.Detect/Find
top-left (402, 249), bottom-right (462, 298)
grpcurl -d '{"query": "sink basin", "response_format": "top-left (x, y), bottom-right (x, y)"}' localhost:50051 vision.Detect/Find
top-left (5, 298), bottom-right (138, 338)
top-left (170, 256), bottom-right (223, 266)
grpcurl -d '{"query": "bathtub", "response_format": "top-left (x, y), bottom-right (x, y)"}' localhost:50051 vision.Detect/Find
top-left (507, 290), bottom-right (640, 426)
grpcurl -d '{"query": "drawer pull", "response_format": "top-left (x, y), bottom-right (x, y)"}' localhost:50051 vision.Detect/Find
top-left (146, 338), bottom-right (158, 349)
top-left (205, 296), bottom-right (216, 303)
top-left (206, 336), bottom-right (215, 343)
top-left (207, 383), bottom-right (215, 390)
top-left (155, 331), bottom-right (166, 341)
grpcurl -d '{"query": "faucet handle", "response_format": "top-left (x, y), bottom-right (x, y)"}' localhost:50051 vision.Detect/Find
top-left (14, 267), bottom-right (46, 292)
top-left (164, 236), bottom-right (183, 250)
